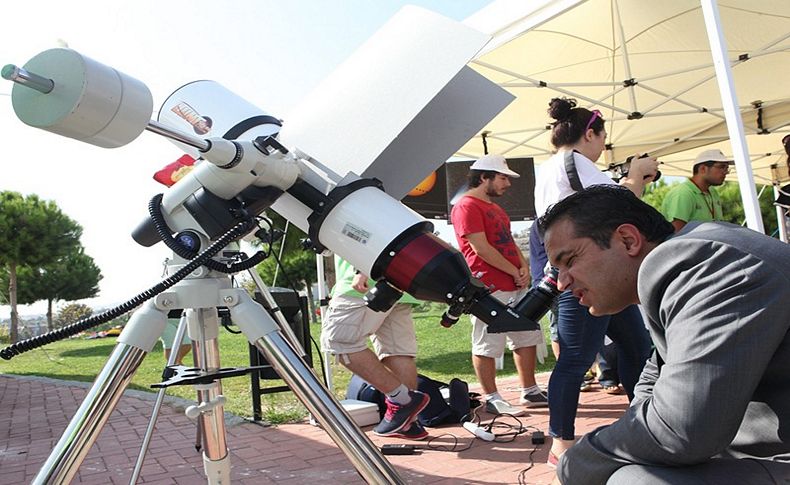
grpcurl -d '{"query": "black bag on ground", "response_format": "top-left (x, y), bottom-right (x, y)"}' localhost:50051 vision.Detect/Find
top-left (346, 373), bottom-right (480, 427)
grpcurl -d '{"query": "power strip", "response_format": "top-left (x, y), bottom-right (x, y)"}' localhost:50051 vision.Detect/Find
top-left (462, 422), bottom-right (495, 441)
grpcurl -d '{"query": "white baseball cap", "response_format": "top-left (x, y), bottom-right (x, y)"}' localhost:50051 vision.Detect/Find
top-left (694, 149), bottom-right (734, 167)
top-left (470, 154), bottom-right (520, 178)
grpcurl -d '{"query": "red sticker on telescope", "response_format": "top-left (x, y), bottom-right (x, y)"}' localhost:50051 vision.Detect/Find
top-left (153, 154), bottom-right (196, 187)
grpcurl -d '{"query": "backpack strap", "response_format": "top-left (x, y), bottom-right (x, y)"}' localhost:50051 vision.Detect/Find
top-left (564, 150), bottom-right (584, 192)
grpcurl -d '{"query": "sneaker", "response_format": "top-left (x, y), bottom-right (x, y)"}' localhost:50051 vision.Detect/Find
top-left (580, 369), bottom-right (595, 392)
top-left (485, 398), bottom-right (527, 416)
top-left (519, 391), bottom-right (549, 408)
top-left (388, 421), bottom-right (429, 440)
top-left (373, 391), bottom-right (430, 436)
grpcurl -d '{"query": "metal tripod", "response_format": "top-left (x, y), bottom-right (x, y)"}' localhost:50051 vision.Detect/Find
top-left (32, 251), bottom-right (404, 484)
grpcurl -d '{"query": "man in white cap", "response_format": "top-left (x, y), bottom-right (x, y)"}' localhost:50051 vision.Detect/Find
top-left (450, 154), bottom-right (547, 416)
top-left (661, 148), bottom-right (734, 232)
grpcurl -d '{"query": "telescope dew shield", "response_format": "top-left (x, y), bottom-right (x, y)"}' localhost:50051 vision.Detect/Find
top-left (157, 80), bottom-right (282, 156)
top-left (9, 48), bottom-right (153, 148)
top-left (373, 229), bottom-right (471, 303)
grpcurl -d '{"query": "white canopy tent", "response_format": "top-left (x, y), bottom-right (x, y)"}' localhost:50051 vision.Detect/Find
top-left (462, 0), bottom-right (790, 232)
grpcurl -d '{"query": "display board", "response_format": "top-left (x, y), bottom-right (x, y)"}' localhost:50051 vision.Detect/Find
top-left (402, 157), bottom-right (535, 221)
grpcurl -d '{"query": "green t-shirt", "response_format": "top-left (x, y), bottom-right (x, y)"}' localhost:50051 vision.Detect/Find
top-left (661, 179), bottom-right (724, 224)
top-left (331, 256), bottom-right (419, 305)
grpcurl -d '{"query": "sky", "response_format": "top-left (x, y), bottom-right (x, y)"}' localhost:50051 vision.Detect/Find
top-left (1, 0), bottom-right (493, 316)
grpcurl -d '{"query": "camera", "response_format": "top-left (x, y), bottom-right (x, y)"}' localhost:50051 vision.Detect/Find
top-left (513, 266), bottom-right (561, 323)
top-left (607, 153), bottom-right (661, 183)
top-left (440, 266), bottom-right (561, 332)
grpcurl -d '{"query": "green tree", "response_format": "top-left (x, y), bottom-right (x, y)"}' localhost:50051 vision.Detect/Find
top-left (54, 302), bottom-right (93, 329)
top-left (640, 179), bottom-right (672, 210)
top-left (9, 248), bottom-right (102, 331)
top-left (253, 213), bottom-right (320, 321)
top-left (0, 192), bottom-right (82, 343)
top-left (716, 183), bottom-right (779, 236)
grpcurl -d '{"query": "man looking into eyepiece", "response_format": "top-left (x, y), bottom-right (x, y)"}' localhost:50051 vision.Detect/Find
top-left (661, 148), bottom-right (733, 232)
top-left (541, 184), bottom-right (790, 484)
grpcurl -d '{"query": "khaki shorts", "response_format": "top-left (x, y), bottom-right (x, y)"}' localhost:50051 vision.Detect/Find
top-left (471, 288), bottom-right (544, 358)
top-left (320, 294), bottom-right (417, 359)
top-left (161, 318), bottom-right (191, 350)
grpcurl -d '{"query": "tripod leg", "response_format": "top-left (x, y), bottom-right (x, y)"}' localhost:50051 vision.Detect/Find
top-left (227, 289), bottom-right (405, 485)
top-left (188, 308), bottom-right (231, 483)
top-left (246, 267), bottom-right (307, 359)
top-left (195, 419), bottom-right (202, 452)
top-left (129, 312), bottom-right (190, 484)
top-left (192, 339), bottom-right (203, 452)
top-left (33, 301), bottom-right (168, 485)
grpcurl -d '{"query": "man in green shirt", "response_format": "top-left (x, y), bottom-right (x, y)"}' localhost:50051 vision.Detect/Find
top-left (321, 256), bottom-right (429, 439)
top-left (661, 149), bottom-right (733, 232)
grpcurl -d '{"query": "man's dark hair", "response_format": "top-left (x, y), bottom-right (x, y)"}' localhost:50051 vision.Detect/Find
top-left (537, 185), bottom-right (674, 248)
top-left (467, 169), bottom-right (497, 188)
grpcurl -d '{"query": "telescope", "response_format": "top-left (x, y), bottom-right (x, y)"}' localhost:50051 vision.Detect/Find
top-left (3, 49), bottom-right (543, 340)
top-left (1, 36), bottom-right (538, 485)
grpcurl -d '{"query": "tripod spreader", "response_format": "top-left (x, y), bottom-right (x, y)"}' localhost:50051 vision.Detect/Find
top-left (153, 365), bottom-right (272, 388)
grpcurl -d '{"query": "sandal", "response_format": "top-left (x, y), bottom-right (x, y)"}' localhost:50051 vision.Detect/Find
top-left (602, 384), bottom-right (624, 395)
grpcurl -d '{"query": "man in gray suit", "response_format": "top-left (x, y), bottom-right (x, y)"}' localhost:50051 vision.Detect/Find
top-left (539, 184), bottom-right (790, 484)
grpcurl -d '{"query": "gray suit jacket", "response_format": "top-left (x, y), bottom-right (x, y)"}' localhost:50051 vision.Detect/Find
top-left (558, 222), bottom-right (790, 484)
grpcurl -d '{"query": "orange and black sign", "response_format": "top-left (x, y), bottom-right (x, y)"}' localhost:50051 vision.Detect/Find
top-left (402, 158), bottom-right (536, 221)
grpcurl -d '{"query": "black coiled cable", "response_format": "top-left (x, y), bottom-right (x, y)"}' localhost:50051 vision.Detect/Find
top-left (0, 216), bottom-right (257, 360)
top-left (148, 193), bottom-right (267, 273)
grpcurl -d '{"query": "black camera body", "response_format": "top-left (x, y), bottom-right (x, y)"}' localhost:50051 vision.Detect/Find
top-left (607, 153), bottom-right (661, 183)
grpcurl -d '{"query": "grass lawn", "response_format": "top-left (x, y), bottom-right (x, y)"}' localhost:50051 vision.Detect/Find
top-left (0, 304), bottom-right (554, 423)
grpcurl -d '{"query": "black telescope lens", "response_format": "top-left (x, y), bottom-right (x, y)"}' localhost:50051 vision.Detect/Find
top-left (440, 311), bottom-right (459, 328)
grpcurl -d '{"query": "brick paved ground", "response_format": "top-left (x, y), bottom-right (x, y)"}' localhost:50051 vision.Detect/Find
top-left (0, 373), bottom-right (628, 484)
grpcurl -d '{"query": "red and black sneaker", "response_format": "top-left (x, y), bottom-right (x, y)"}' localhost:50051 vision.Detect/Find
top-left (388, 421), bottom-right (429, 440)
top-left (373, 390), bottom-right (430, 436)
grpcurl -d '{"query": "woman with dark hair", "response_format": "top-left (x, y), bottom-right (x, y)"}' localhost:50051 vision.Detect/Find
top-left (531, 97), bottom-right (658, 466)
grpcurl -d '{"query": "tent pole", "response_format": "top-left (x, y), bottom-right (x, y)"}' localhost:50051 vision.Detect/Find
top-left (700, 0), bottom-right (764, 232)
top-left (773, 186), bottom-right (788, 243)
top-left (612, 0), bottom-right (638, 112)
top-left (315, 253), bottom-right (334, 391)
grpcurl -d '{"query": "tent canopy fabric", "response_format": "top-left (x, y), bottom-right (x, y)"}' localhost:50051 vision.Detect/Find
top-left (462, 0), bottom-right (790, 185)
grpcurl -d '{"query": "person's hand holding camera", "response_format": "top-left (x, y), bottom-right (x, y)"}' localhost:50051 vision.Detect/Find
top-left (621, 154), bottom-right (659, 196)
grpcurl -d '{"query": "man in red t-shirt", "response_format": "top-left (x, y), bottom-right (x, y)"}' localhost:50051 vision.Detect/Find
top-left (450, 154), bottom-right (547, 416)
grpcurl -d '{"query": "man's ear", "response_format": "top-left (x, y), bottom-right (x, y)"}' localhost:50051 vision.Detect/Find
top-left (614, 224), bottom-right (643, 256)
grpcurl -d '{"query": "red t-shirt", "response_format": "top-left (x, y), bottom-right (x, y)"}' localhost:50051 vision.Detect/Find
top-left (450, 195), bottom-right (521, 292)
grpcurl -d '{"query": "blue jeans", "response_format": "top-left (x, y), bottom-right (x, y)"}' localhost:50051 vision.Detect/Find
top-left (597, 341), bottom-right (620, 387)
top-left (548, 291), bottom-right (652, 440)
